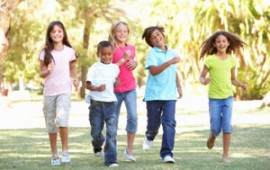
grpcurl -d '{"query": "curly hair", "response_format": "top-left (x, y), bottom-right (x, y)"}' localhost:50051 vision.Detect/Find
top-left (199, 31), bottom-right (246, 59)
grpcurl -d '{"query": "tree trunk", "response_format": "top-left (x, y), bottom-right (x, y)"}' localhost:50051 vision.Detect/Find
top-left (0, 0), bottom-right (20, 88)
top-left (79, 18), bottom-right (91, 98)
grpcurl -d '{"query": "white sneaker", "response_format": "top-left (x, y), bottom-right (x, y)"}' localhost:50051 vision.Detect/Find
top-left (51, 154), bottom-right (60, 166)
top-left (143, 138), bottom-right (153, 151)
top-left (122, 149), bottom-right (136, 162)
top-left (162, 155), bottom-right (175, 163)
top-left (61, 154), bottom-right (71, 163)
top-left (51, 158), bottom-right (61, 166)
top-left (61, 151), bottom-right (71, 163)
top-left (108, 163), bottom-right (119, 167)
top-left (95, 151), bottom-right (104, 157)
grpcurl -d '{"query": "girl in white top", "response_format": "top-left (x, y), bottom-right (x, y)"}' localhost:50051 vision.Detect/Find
top-left (39, 21), bottom-right (78, 166)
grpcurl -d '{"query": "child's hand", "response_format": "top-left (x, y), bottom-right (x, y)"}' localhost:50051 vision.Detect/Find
top-left (124, 50), bottom-right (131, 60)
top-left (73, 78), bottom-right (79, 91)
top-left (97, 84), bottom-right (106, 91)
top-left (47, 63), bottom-right (53, 71)
top-left (240, 83), bottom-right (247, 91)
top-left (177, 87), bottom-right (183, 99)
top-left (204, 78), bottom-right (211, 85)
top-left (169, 57), bottom-right (180, 65)
top-left (114, 78), bottom-right (120, 87)
top-left (126, 60), bottom-right (138, 70)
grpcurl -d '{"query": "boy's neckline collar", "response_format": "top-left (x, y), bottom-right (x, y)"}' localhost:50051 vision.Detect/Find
top-left (153, 45), bottom-right (168, 52)
top-left (99, 61), bottom-right (111, 65)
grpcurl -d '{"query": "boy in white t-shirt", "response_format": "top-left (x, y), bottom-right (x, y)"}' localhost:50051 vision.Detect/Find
top-left (86, 41), bottom-right (120, 167)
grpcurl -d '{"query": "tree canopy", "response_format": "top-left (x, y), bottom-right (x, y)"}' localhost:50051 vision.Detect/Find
top-left (1, 0), bottom-right (270, 100)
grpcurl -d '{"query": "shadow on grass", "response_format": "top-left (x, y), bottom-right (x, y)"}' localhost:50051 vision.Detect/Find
top-left (0, 125), bottom-right (269, 170)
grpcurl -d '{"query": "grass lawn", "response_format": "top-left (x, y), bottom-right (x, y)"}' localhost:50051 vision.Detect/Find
top-left (0, 124), bottom-right (269, 170)
top-left (0, 91), bottom-right (269, 169)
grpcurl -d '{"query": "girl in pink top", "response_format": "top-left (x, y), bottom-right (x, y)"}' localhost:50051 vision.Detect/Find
top-left (109, 21), bottom-right (138, 162)
top-left (39, 21), bottom-right (78, 166)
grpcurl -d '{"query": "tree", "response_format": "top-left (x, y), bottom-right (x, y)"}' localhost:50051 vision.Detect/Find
top-left (193, 0), bottom-right (270, 99)
top-left (58, 0), bottom-right (125, 98)
top-left (148, 0), bottom-right (270, 99)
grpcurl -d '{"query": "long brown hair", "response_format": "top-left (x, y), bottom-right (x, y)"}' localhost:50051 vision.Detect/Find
top-left (199, 31), bottom-right (246, 59)
top-left (42, 21), bottom-right (73, 66)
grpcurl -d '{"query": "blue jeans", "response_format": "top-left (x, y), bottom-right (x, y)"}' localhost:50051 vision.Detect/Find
top-left (115, 89), bottom-right (137, 132)
top-left (89, 100), bottom-right (117, 164)
top-left (209, 96), bottom-right (233, 136)
top-left (146, 100), bottom-right (176, 158)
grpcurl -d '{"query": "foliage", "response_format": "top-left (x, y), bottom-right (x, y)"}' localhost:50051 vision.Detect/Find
top-left (148, 0), bottom-right (270, 100)
top-left (3, 0), bottom-right (270, 99)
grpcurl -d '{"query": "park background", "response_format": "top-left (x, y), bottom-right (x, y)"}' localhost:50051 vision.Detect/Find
top-left (0, 0), bottom-right (269, 169)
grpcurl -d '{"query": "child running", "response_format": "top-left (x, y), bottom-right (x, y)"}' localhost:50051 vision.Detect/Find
top-left (86, 41), bottom-right (120, 167)
top-left (39, 21), bottom-right (79, 166)
top-left (142, 26), bottom-right (183, 163)
top-left (109, 21), bottom-right (138, 162)
top-left (199, 31), bottom-right (247, 163)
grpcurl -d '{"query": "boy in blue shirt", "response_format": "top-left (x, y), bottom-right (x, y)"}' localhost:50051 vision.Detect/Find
top-left (142, 26), bottom-right (182, 163)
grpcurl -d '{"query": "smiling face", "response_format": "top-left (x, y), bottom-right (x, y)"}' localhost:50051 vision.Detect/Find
top-left (150, 29), bottom-right (165, 49)
top-left (98, 46), bottom-right (113, 64)
top-left (114, 23), bottom-right (129, 45)
top-left (50, 25), bottom-right (64, 44)
top-left (214, 34), bottom-right (230, 53)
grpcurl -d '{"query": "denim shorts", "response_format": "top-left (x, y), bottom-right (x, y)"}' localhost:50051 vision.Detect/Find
top-left (43, 93), bottom-right (71, 133)
top-left (209, 96), bottom-right (233, 136)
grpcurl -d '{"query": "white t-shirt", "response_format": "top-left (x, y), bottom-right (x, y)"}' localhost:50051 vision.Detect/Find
top-left (86, 61), bottom-right (119, 102)
top-left (39, 45), bottom-right (76, 96)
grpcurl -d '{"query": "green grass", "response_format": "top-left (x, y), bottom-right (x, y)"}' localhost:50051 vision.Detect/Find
top-left (0, 125), bottom-right (269, 170)
top-left (1, 92), bottom-right (269, 169)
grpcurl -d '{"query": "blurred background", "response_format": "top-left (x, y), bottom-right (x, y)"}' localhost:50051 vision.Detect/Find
top-left (1, 0), bottom-right (270, 102)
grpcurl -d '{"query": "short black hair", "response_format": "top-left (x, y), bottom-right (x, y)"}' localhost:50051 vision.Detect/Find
top-left (97, 40), bottom-right (113, 53)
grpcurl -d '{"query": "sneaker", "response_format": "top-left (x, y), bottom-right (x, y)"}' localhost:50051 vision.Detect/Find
top-left (162, 155), bottom-right (175, 163)
top-left (222, 156), bottom-right (232, 163)
top-left (207, 132), bottom-right (216, 149)
top-left (143, 138), bottom-right (153, 151)
top-left (51, 154), bottom-right (61, 166)
top-left (107, 162), bottom-right (119, 168)
top-left (95, 151), bottom-right (104, 157)
top-left (122, 149), bottom-right (136, 162)
top-left (61, 152), bottom-right (71, 163)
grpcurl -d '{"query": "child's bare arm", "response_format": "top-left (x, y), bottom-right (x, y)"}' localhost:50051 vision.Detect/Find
top-left (114, 78), bottom-right (120, 87)
top-left (199, 65), bottom-right (211, 85)
top-left (176, 72), bottom-right (183, 98)
top-left (70, 60), bottom-right (79, 90)
top-left (149, 57), bottom-right (180, 76)
top-left (39, 61), bottom-right (53, 78)
top-left (86, 81), bottom-right (106, 91)
top-left (126, 59), bottom-right (138, 70)
top-left (115, 50), bottom-right (131, 67)
top-left (231, 68), bottom-right (247, 90)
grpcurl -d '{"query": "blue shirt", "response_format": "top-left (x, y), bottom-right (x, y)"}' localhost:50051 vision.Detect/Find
top-left (144, 46), bottom-right (178, 101)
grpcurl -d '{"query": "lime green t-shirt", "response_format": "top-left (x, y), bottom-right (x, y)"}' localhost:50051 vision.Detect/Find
top-left (205, 55), bottom-right (236, 99)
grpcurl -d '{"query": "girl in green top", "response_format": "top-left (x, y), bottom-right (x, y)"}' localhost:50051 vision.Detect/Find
top-left (199, 31), bottom-right (247, 163)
